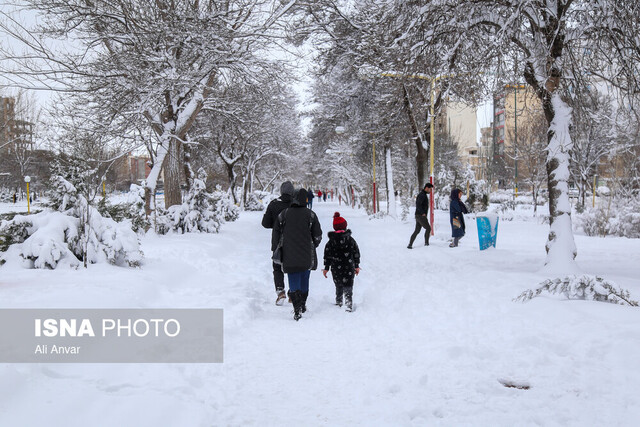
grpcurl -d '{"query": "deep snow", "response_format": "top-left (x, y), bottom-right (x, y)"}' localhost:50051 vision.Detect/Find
top-left (1, 199), bottom-right (639, 426)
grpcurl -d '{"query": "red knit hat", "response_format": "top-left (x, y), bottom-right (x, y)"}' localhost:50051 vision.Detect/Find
top-left (333, 212), bottom-right (347, 231)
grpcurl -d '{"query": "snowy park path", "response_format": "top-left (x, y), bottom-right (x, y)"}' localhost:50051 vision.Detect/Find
top-left (1, 201), bottom-right (640, 426)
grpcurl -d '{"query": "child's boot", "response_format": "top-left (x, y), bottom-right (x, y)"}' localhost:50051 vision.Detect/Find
top-left (344, 287), bottom-right (353, 312)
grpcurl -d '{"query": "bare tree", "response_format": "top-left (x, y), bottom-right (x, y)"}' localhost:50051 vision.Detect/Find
top-left (0, 0), bottom-right (302, 214)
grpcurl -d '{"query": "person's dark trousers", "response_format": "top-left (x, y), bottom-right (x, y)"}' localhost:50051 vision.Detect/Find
top-left (272, 262), bottom-right (285, 292)
top-left (335, 284), bottom-right (343, 306)
top-left (408, 215), bottom-right (431, 247)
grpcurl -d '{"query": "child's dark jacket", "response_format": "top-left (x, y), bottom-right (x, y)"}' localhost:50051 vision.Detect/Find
top-left (323, 230), bottom-right (360, 285)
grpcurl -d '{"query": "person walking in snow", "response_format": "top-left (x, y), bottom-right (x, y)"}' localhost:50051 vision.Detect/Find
top-left (322, 212), bottom-right (361, 312)
top-left (449, 188), bottom-right (468, 247)
top-left (407, 183), bottom-right (434, 249)
top-left (262, 181), bottom-right (295, 305)
top-left (306, 188), bottom-right (314, 209)
top-left (272, 188), bottom-right (323, 321)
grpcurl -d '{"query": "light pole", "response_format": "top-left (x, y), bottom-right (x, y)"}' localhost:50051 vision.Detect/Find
top-left (24, 176), bottom-right (31, 214)
top-left (102, 176), bottom-right (106, 198)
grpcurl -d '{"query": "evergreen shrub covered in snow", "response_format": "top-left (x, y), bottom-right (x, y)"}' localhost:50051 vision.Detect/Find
top-left (97, 184), bottom-right (150, 233)
top-left (514, 275), bottom-right (638, 307)
top-left (213, 185), bottom-right (240, 222)
top-left (0, 173), bottom-right (143, 269)
top-left (155, 171), bottom-right (238, 234)
top-left (0, 188), bottom-right (12, 202)
top-left (244, 190), bottom-right (272, 211)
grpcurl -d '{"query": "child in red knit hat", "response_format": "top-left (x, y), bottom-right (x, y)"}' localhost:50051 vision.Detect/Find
top-left (322, 212), bottom-right (361, 311)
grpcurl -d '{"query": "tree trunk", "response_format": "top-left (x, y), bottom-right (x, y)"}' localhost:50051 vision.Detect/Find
top-left (403, 84), bottom-right (429, 188)
top-left (183, 139), bottom-right (194, 191)
top-left (384, 144), bottom-right (397, 218)
top-left (543, 94), bottom-right (578, 271)
top-left (163, 138), bottom-right (183, 208)
top-left (226, 162), bottom-right (238, 204)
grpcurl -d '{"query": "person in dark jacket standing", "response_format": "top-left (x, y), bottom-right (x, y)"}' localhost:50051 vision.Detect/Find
top-left (262, 181), bottom-right (295, 305)
top-left (407, 183), bottom-right (434, 249)
top-left (449, 188), bottom-right (468, 247)
top-left (272, 188), bottom-right (323, 321)
top-left (322, 212), bottom-right (361, 312)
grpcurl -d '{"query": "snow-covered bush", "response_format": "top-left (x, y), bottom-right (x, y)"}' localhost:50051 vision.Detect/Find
top-left (609, 203), bottom-right (640, 238)
top-left (155, 171), bottom-right (238, 234)
top-left (574, 197), bottom-right (640, 238)
top-left (244, 190), bottom-right (272, 211)
top-left (97, 184), bottom-right (150, 234)
top-left (1, 174), bottom-right (143, 269)
top-left (574, 205), bottom-right (610, 237)
top-left (0, 188), bottom-right (12, 203)
top-left (0, 209), bottom-right (143, 269)
top-left (514, 275), bottom-right (638, 307)
top-left (212, 185), bottom-right (239, 222)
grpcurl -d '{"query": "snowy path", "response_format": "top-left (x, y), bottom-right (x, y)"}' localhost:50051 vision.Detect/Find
top-left (1, 201), bottom-right (640, 426)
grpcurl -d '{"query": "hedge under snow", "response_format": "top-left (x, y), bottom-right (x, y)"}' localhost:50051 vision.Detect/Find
top-left (0, 176), bottom-right (143, 269)
top-left (155, 170), bottom-right (239, 234)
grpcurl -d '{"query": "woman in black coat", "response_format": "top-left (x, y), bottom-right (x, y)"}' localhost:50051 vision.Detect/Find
top-left (449, 188), bottom-right (468, 247)
top-left (272, 188), bottom-right (322, 320)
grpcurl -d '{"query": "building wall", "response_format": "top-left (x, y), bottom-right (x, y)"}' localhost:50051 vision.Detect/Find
top-left (446, 101), bottom-right (478, 160)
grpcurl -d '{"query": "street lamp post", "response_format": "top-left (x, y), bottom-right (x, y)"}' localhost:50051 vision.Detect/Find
top-left (102, 176), bottom-right (106, 198)
top-left (24, 176), bottom-right (31, 214)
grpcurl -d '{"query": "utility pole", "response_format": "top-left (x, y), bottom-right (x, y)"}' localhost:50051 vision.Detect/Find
top-left (514, 82), bottom-right (518, 198)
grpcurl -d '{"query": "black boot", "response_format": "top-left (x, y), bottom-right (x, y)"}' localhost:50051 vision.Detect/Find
top-left (344, 287), bottom-right (353, 312)
top-left (335, 286), bottom-right (343, 307)
top-left (291, 291), bottom-right (302, 321)
top-left (301, 292), bottom-right (308, 313)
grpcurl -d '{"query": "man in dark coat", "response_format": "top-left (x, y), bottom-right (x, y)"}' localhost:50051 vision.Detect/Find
top-left (262, 181), bottom-right (294, 305)
top-left (408, 183), bottom-right (434, 249)
top-left (272, 188), bottom-right (322, 321)
top-left (449, 188), bottom-right (469, 247)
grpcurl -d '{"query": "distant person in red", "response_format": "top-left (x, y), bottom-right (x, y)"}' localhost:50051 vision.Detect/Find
top-left (317, 190), bottom-right (322, 201)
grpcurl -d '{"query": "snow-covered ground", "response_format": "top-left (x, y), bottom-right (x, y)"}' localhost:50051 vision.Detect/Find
top-left (1, 200), bottom-right (639, 426)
